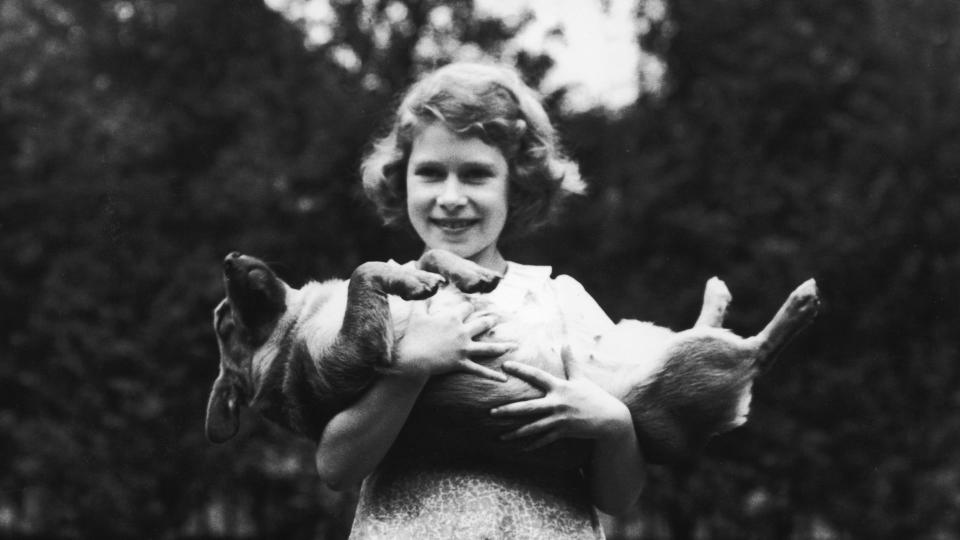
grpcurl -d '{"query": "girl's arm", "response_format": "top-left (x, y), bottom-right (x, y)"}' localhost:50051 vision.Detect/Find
top-left (314, 370), bottom-right (428, 490)
top-left (315, 300), bottom-right (512, 490)
top-left (585, 404), bottom-right (644, 514)
top-left (491, 347), bottom-right (644, 515)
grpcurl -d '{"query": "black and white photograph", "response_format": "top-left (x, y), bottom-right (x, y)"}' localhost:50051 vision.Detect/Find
top-left (2, 0), bottom-right (957, 538)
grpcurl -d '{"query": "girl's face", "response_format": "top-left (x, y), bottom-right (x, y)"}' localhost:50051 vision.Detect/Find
top-left (406, 122), bottom-right (509, 272)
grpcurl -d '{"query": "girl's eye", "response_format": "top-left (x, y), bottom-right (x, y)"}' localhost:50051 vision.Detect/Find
top-left (461, 168), bottom-right (493, 183)
top-left (414, 166), bottom-right (444, 180)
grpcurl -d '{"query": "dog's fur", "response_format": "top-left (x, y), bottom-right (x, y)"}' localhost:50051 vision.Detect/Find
top-left (206, 250), bottom-right (819, 466)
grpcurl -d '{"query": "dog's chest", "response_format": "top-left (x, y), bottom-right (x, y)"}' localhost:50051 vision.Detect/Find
top-left (293, 280), bottom-right (350, 358)
top-left (481, 289), bottom-right (567, 377)
top-left (470, 276), bottom-right (570, 378)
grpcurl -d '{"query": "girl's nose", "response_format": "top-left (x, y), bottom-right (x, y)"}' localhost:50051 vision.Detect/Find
top-left (436, 177), bottom-right (467, 210)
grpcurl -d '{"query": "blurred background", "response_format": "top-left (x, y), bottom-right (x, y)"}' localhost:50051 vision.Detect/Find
top-left (2, 0), bottom-right (958, 538)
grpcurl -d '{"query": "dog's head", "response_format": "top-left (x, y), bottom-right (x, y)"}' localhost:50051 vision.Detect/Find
top-left (206, 252), bottom-right (288, 443)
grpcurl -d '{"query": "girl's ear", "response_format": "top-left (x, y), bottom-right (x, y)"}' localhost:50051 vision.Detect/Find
top-left (205, 374), bottom-right (241, 443)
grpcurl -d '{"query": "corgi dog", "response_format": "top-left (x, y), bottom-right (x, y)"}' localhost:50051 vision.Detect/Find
top-left (206, 249), bottom-right (819, 466)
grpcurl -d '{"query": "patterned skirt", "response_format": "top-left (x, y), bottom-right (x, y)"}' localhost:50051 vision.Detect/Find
top-left (349, 455), bottom-right (604, 540)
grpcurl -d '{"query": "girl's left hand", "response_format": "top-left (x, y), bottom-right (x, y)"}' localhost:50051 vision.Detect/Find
top-left (490, 346), bottom-right (633, 450)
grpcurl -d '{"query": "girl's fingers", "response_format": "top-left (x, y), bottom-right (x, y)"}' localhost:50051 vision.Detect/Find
top-left (501, 416), bottom-right (557, 441)
top-left (521, 431), bottom-right (562, 451)
top-left (501, 360), bottom-right (558, 390)
top-left (490, 398), bottom-right (550, 417)
top-left (457, 360), bottom-right (508, 382)
top-left (464, 315), bottom-right (497, 337)
top-left (465, 341), bottom-right (516, 358)
top-left (451, 300), bottom-right (476, 321)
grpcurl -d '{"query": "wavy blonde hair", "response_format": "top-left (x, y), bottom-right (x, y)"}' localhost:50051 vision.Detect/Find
top-left (361, 62), bottom-right (585, 240)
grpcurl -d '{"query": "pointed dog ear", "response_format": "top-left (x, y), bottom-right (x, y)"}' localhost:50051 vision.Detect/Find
top-left (205, 374), bottom-right (242, 443)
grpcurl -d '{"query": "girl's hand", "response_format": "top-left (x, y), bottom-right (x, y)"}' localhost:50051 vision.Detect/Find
top-left (490, 346), bottom-right (633, 450)
top-left (396, 299), bottom-right (513, 382)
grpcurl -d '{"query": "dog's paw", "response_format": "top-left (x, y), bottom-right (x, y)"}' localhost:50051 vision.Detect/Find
top-left (704, 277), bottom-right (732, 306)
top-left (695, 277), bottom-right (732, 327)
top-left (399, 270), bottom-right (446, 300)
top-left (786, 279), bottom-right (820, 320)
top-left (449, 265), bottom-right (502, 294)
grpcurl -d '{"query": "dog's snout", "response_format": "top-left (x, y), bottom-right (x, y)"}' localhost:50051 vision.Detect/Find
top-left (224, 252), bottom-right (242, 268)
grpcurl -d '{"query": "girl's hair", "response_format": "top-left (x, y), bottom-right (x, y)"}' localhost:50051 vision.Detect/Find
top-left (361, 62), bottom-right (585, 240)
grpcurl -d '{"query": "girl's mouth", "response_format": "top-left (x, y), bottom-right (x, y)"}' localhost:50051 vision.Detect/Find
top-left (430, 218), bottom-right (479, 233)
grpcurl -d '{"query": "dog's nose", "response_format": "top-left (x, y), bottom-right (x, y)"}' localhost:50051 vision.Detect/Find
top-left (224, 252), bottom-right (242, 267)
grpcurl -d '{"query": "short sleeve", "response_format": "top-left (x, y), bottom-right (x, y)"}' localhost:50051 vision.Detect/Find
top-left (552, 274), bottom-right (615, 342)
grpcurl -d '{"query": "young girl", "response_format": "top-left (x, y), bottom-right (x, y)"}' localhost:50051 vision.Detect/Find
top-left (316, 63), bottom-right (643, 539)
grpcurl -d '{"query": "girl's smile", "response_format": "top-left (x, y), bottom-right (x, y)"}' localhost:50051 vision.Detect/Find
top-left (406, 123), bottom-right (509, 272)
top-left (430, 218), bottom-right (480, 233)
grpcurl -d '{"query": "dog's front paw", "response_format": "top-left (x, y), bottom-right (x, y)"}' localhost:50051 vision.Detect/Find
top-left (449, 265), bottom-right (502, 294)
top-left (399, 270), bottom-right (446, 300)
top-left (416, 249), bottom-right (502, 293)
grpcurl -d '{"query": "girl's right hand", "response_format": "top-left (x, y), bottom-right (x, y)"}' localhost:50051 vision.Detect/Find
top-left (395, 299), bottom-right (513, 382)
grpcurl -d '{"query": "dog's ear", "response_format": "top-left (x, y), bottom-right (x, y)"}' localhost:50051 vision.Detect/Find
top-left (205, 374), bottom-right (242, 443)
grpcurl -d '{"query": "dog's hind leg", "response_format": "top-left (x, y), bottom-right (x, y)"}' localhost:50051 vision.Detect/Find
top-left (694, 277), bottom-right (733, 328)
top-left (745, 279), bottom-right (820, 370)
top-left (417, 249), bottom-right (502, 293)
